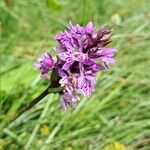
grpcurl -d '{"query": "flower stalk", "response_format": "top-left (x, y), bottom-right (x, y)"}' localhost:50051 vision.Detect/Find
top-left (0, 86), bottom-right (63, 131)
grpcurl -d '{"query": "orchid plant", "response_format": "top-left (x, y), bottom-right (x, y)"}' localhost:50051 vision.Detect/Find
top-left (0, 21), bottom-right (117, 130)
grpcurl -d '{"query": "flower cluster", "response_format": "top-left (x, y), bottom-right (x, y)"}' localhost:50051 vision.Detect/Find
top-left (34, 21), bottom-right (117, 110)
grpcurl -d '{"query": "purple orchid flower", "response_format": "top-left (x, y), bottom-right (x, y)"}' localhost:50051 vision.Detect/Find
top-left (34, 21), bottom-right (117, 110)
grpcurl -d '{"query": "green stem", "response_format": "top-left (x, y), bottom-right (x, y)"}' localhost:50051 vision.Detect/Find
top-left (0, 86), bottom-right (63, 131)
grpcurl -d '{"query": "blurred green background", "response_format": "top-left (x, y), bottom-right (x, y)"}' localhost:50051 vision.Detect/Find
top-left (0, 0), bottom-right (149, 149)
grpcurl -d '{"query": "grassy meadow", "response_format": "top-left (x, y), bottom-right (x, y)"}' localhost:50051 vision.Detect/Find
top-left (0, 0), bottom-right (150, 149)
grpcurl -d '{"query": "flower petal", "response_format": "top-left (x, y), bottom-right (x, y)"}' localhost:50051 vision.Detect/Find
top-left (62, 60), bottom-right (74, 70)
top-left (85, 21), bottom-right (93, 34)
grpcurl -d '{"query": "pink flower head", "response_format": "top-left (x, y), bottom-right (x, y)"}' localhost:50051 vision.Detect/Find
top-left (34, 22), bottom-right (117, 110)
